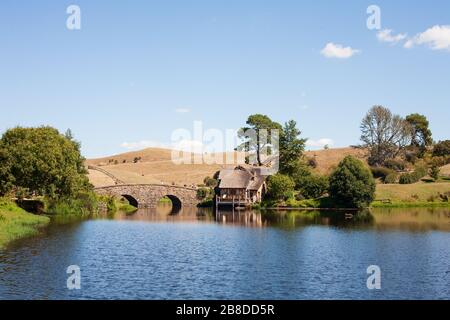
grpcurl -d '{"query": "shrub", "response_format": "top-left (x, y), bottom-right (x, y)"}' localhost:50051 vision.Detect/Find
top-left (196, 188), bottom-right (210, 201)
top-left (371, 166), bottom-right (395, 182)
top-left (383, 159), bottom-right (407, 171)
top-left (399, 164), bottom-right (428, 184)
top-left (299, 174), bottom-right (329, 199)
top-left (203, 176), bottom-right (218, 187)
top-left (433, 140), bottom-right (450, 157)
top-left (384, 173), bottom-right (398, 184)
top-left (307, 157), bottom-right (318, 169)
top-left (267, 174), bottom-right (295, 201)
top-left (329, 156), bottom-right (376, 208)
top-left (430, 165), bottom-right (440, 181)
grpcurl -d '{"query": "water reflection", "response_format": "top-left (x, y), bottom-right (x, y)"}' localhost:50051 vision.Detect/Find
top-left (111, 204), bottom-right (450, 232)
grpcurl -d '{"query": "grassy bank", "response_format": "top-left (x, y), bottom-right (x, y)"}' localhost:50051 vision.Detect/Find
top-left (0, 199), bottom-right (50, 249)
top-left (374, 182), bottom-right (450, 208)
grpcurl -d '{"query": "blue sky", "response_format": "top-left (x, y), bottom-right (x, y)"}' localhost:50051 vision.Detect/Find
top-left (0, 0), bottom-right (449, 158)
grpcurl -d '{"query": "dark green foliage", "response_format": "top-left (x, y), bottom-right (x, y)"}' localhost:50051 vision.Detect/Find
top-left (267, 174), bottom-right (295, 201)
top-left (406, 113), bottom-right (433, 154)
top-left (291, 163), bottom-right (313, 190)
top-left (196, 188), bottom-right (210, 200)
top-left (203, 176), bottom-right (218, 187)
top-left (237, 114), bottom-right (282, 166)
top-left (329, 156), bottom-right (376, 208)
top-left (433, 140), bottom-right (450, 157)
top-left (279, 120), bottom-right (306, 175)
top-left (298, 174), bottom-right (329, 199)
top-left (0, 126), bottom-right (91, 198)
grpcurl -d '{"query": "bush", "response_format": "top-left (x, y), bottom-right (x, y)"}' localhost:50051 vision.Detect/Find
top-left (267, 174), bottom-right (295, 201)
top-left (203, 176), bottom-right (218, 188)
top-left (196, 188), bottom-right (210, 201)
top-left (430, 165), bottom-right (440, 181)
top-left (433, 140), bottom-right (450, 157)
top-left (371, 166), bottom-right (395, 182)
top-left (384, 173), bottom-right (398, 184)
top-left (399, 164), bottom-right (428, 184)
top-left (291, 164), bottom-right (313, 190)
top-left (329, 156), bottom-right (376, 208)
top-left (383, 159), bottom-right (407, 171)
top-left (299, 174), bottom-right (329, 199)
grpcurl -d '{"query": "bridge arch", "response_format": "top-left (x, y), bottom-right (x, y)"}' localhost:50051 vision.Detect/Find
top-left (121, 194), bottom-right (139, 208)
top-left (94, 184), bottom-right (199, 209)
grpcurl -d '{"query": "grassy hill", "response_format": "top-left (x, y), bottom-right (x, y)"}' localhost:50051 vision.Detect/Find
top-left (87, 147), bottom-right (449, 206)
top-left (86, 147), bottom-right (368, 187)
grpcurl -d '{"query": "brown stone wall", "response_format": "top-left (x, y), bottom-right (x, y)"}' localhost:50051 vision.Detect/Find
top-left (95, 184), bottom-right (199, 208)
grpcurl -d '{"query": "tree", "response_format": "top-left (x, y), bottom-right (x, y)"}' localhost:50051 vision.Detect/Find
top-left (360, 106), bottom-right (412, 166)
top-left (329, 156), bottom-right (376, 208)
top-left (0, 126), bottom-right (91, 198)
top-left (203, 176), bottom-right (218, 187)
top-left (299, 174), bottom-right (329, 199)
top-left (406, 113), bottom-right (433, 149)
top-left (237, 114), bottom-right (282, 166)
top-left (267, 174), bottom-right (295, 201)
top-left (279, 120), bottom-right (307, 175)
top-left (433, 140), bottom-right (450, 157)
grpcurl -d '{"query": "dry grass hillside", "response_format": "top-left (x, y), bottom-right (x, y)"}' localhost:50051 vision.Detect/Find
top-left (87, 147), bottom-right (368, 188)
top-left (87, 148), bottom-right (247, 188)
top-left (305, 147), bottom-right (368, 175)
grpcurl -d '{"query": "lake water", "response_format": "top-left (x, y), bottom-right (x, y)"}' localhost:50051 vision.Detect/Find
top-left (1, 206), bottom-right (450, 300)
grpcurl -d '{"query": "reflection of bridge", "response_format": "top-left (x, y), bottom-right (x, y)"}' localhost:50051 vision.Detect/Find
top-left (95, 184), bottom-right (199, 209)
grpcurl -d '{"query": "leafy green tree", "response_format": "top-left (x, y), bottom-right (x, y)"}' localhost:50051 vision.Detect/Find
top-left (0, 126), bottom-right (91, 198)
top-left (279, 120), bottom-right (307, 175)
top-left (291, 162), bottom-right (313, 190)
top-left (267, 174), bottom-right (295, 201)
top-left (203, 176), bottom-right (218, 187)
top-left (237, 114), bottom-right (282, 166)
top-left (299, 174), bottom-right (329, 199)
top-left (406, 114), bottom-right (433, 151)
top-left (329, 156), bottom-right (376, 208)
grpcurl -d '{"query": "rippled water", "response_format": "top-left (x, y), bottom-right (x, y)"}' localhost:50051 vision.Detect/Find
top-left (1, 206), bottom-right (450, 300)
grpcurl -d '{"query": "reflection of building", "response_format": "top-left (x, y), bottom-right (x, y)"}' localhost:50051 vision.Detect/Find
top-left (216, 166), bottom-right (268, 207)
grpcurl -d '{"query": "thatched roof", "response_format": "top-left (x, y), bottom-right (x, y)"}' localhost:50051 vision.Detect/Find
top-left (218, 166), bottom-right (267, 190)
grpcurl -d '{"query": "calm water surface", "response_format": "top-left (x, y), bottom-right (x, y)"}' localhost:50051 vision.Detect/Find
top-left (1, 206), bottom-right (450, 300)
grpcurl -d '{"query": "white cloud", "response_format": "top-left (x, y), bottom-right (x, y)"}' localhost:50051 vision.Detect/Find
top-left (404, 25), bottom-right (450, 51)
top-left (377, 29), bottom-right (407, 44)
top-left (306, 138), bottom-right (334, 148)
top-left (320, 43), bottom-right (360, 59)
top-left (172, 139), bottom-right (204, 152)
top-left (175, 108), bottom-right (191, 113)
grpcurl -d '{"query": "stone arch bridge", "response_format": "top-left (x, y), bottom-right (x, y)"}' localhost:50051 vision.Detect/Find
top-left (95, 184), bottom-right (199, 209)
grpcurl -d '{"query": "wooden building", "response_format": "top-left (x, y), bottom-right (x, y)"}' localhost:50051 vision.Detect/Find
top-left (216, 166), bottom-right (268, 207)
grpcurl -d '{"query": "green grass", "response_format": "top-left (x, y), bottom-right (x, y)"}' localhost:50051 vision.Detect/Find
top-left (118, 203), bottom-right (138, 215)
top-left (375, 182), bottom-right (450, 203)
top-left (0, 198), bottom-right (50, 250)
